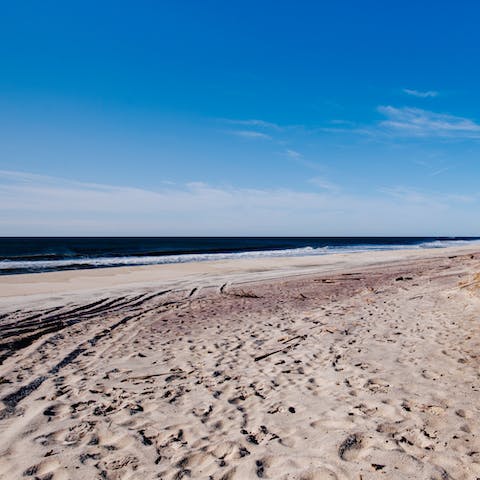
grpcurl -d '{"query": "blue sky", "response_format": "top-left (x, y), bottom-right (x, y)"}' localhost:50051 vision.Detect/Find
top-left (1, 1), bottom-right (480, 235)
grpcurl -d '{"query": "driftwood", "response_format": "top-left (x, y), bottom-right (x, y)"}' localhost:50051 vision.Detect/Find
top-left (254, 344), bottom-right (296, 362)
top-left (254, 335), bottom-right (307, 361)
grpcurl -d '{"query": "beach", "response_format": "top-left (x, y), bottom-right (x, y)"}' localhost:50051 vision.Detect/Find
top-left (1, 245), bottom-right (480, 479)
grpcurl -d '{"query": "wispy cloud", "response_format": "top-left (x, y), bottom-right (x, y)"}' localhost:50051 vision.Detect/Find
top-left (228, 130), bottom-right (272, 140)
top-left (403, 88), bottom-right (439, 98)
top-left (1, 170), bottom-right (477, 235)
top-left (282, 150), bottom-right (326, 172)
top-left (308, 176), bottom-right (340, 192)
top-left (381, 186), bottom-right (478, 205)
top-left (377, 106), bottom-right (480, 138)
top-left (222, 119), bottom-right (282, 130)
top-left (430, 166), bottom-right (450, 177)
top-left (330, 119), bottom-right (356, 126)
top-left (284, 149), bottom-right (303, 159)
top-left (318, 105), bottom-right (480, 141)
top-left (381, 186), bottom-right (436, 204)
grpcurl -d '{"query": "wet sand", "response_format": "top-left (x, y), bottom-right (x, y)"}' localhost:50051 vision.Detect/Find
top-left (1, 246), bottom-right (480, 479)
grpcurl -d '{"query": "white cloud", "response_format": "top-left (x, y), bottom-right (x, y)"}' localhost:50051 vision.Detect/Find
top-left (381, 186), bottom-right (478, 205)
top-left (285, 149), bottom-right (303, 159)
top-left (403, 89), bottom-right (439, 98)
top-left (430, 167), bottom-right (450, 177)
top-left (0, 170), bottom-right (479, 236)
top-left (228, 130), bottom-right (272, 140)
top-left (223, 118), bottom-right (282, 140)
top-left (380, 186), bottom-right (436, 205)
top-left (283, 153), bottom-right (325, 173)
top-left (308, 176), bottom-right (340, 192)
top-left (330, 119), bottom-right (356, 126)
top-left (320, 106), bottom-right (480, 140)
top-left (377, 106), bottom-right (480, 138)
top-left (223, 119), bottom-right (281, 130)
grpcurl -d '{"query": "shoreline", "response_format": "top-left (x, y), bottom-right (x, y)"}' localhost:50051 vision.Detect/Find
top-left (1, 243), bottom-right (479, 308)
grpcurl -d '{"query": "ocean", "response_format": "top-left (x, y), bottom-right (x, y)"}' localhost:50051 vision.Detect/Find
top-left (0, 237), bottom-right (479, 276)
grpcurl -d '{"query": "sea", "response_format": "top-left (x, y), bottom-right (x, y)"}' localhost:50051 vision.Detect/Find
top-left (0, 237), bottom-right (479, 276)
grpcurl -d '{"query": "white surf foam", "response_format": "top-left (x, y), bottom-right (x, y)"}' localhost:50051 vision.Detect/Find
top-left (1, 239), bottom-right (479, 273)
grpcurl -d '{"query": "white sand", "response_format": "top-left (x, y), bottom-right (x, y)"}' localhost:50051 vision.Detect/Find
top-left (1, 245), bottom-right (480, 479)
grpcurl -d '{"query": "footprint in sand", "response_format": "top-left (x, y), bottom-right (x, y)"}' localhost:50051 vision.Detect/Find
top-left (23, 459), bottom-right (61, 478)
top-left (297, 467), bottom-right (340, 480)
top-left (53, 421), bottom-right (96, 446)
top-left (338, 433), bottom-right (364, 461)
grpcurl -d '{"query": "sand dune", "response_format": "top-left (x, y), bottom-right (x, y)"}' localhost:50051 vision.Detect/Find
top-left (1, 247), bottom-right (480, 479)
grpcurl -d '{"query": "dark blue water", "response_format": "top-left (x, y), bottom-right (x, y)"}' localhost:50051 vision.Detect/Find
top-left (0, 237), bottom-right (479, 275)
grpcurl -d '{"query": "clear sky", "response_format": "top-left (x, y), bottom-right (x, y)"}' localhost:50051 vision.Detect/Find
top-left (1, 1), bottom-right (480, 235)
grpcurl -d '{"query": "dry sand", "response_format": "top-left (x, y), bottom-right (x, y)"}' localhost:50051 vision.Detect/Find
top-left (1, 246), bottom-right (480, 479)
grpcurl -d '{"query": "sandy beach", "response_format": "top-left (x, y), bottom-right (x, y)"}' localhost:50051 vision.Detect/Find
top-left (1, 245), bottom-right (480, 479)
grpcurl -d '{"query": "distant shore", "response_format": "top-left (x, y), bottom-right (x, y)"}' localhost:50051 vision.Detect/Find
top-left (1, 244), bottom-right (480, 479)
